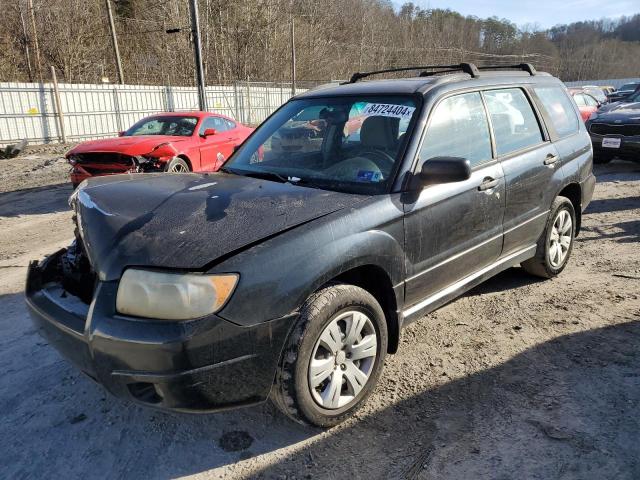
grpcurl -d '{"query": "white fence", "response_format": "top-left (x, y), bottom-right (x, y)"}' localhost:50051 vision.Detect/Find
top-left (0, 81), bottom-right (311, 146)
top-left (565, 78), bottom-right (640, 89)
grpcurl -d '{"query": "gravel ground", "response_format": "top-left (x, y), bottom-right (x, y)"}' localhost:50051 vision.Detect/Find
top-left (0, 143), bottom-right (74, 194)
top-left (0, 156), bottom-right (639, 479)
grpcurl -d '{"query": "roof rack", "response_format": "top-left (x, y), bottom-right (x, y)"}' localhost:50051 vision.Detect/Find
top-left (476, 63), bottom-right (537, 76)
top-left (344, 63), bottom-right (481, 84)
top-left (343, 62), bottom-right (537, 84)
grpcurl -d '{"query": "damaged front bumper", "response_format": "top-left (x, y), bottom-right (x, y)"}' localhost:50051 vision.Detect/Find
top-left (25, 249), bottom-right (293, 412)
top-left (68, 153), bottom-right (173, 187)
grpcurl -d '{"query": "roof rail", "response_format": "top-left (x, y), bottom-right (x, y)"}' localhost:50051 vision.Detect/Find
top-left (476, 63), bottom-right (537, 76)
top-left (343, 62), bottom-right (537, 84)
top-left (344, 63), bottom-right (481, 84)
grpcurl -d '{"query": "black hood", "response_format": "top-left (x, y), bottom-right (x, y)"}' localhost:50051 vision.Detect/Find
top-left (595, 101), bottom-right (640, 122)
top-left (71, 173), bottom-right (367, 280)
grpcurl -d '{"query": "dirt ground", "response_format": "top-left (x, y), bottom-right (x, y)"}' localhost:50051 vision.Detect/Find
top-left (1, 155), bottom-right (639, 479)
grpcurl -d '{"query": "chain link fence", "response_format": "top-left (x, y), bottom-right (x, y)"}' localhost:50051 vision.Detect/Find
top-left (0, 80), bottom-right (325, 146)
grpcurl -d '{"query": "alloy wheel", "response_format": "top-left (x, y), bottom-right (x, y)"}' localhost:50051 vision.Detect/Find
top-left (548, 209), bottom-right (572, 268)
top-left (308, 310), bottom-right (377, 409)
top-left (169, 162), bottom-right (188, 173)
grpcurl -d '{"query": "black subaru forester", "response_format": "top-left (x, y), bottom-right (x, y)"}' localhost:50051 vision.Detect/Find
top-left (26, 64), bottom-right (595, 427)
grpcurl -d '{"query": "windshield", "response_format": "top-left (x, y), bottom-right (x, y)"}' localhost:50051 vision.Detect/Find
top-left (125, 116), bottom-right (198, 137)
top-left (225, 95), bottom-right (419, 194)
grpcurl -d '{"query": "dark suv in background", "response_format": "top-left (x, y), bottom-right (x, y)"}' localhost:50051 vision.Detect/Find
top-left (606, 81), bottom-right (640, 103)
top-left (587, 87), bottom-right (640, 164)
top-left (26, 63), bottom-right (594, 427)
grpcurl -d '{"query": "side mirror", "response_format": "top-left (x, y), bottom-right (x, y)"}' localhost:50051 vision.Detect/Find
top-left (118, 131), bottom-right (125, 137)
top-left (418, 156), bottom-right (471, 187)
top-left (201, 128), bottom-right (217, 137)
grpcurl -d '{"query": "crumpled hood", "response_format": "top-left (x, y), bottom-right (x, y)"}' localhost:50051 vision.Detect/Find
top-left (71, 173), bottom-right (367, 280)
top-left (67, 136), bottom-right (188, 157)
top-left (596, 102), bottom-right (640, 122)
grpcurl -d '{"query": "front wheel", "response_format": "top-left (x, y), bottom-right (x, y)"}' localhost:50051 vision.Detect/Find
top-left (164, 157), bottom-right (190, 173)
top-left (521, 196), bottom-right (576, 278)
top-left (272, 284), bottom-right (388, 427)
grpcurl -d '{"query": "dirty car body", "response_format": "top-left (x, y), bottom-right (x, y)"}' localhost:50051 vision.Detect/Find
top-left (66, 112), bottom-right (253, 187)
top-left (27, 65), bottom-right (595, 425)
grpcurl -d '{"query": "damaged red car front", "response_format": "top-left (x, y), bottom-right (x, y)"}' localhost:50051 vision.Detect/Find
top-left (66, 112), bottom-right (253, 188)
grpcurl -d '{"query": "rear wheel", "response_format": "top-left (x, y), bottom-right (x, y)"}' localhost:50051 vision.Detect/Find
top-left (521, 196), bottom-right (576, 278)
top-left (164, 157), bottom-right (190, 173)
top-left (272, 284), bottom-right (387, 427)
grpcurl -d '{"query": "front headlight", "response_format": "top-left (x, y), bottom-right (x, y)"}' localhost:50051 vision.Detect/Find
top-left (588, 112), bottom-right (598, 121)
top-left (116, 269), bottom-right (238, 320)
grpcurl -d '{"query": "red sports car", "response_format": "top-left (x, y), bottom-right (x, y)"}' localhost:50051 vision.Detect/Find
top-left (66, 112), bottom-right (253, 187)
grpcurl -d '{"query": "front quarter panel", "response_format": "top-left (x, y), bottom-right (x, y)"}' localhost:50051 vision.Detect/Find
top-left (212, 194), bottom-right (406, 327)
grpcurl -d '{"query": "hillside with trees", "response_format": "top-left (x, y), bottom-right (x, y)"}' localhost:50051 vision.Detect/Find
top-left (1, 0), bottom-right (639, 86)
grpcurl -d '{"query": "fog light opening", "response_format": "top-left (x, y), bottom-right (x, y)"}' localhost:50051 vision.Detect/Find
top-left (127, 382), bottom-right (163, 404)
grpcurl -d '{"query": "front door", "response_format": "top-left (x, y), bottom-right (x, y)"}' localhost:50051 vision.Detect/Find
top-left (404, 91), bottom-right (505, 308)
top-left (198, 116), bottom-right (234, 169)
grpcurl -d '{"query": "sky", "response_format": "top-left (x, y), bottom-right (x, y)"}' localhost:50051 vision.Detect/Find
top-left (400, 0), bottom-right (638, 29)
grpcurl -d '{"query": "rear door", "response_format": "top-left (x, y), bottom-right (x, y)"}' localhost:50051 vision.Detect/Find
top-left (403, 91), bottom-right (505, 307)
top-left (483, 87), bottom-right (560, 255)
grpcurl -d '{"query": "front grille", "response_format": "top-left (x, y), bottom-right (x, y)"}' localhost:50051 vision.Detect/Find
top-left (590, 123), bottom-right (640, 137)
top-left (72, 152), bottom-right (136, 175)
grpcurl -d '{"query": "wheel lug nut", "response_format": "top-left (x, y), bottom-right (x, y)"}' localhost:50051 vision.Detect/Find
top-left (340, 364), bottom-right (346, 370)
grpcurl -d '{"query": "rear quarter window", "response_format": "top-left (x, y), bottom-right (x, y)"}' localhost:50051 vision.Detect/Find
top-left (534, 87), bottom-right (580, 138)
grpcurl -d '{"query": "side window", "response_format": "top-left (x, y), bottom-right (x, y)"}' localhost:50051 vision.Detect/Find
top-left (483, 88), bottom-right (544, 157)
top-left (199, 117), bottom-right (217, 135)
top-left (419, 92), bottom-right (492, 168)
top-left (534, 86), bottom-right (580, 138)
top-left (199, 116), bottom-right (228, 134)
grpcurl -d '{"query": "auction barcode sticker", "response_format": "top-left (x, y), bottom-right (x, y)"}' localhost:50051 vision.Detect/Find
top-left (362, 103), bottom-right (416, 119)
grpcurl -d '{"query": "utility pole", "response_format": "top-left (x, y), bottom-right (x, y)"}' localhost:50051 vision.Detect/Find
top-left (105, 0), bottom-right (124, 84)
top-left (50, 66), bottom-right (67, 143)
top-left (189, 0), bottom-right (207, 111)
top-left (290, 16), bottom-right (296, 97)
top-left (27, 0), bottom-right (42, 83)
top-left (19, 9), bottom-right (34, 82)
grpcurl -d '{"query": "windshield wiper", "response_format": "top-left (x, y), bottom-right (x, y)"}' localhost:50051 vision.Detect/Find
top-left (230, 169), bottom-right (290, 184)
top-left (288, 176), bottom-right (328, 190)
top-left (220, 167), bottom-right (329, 189)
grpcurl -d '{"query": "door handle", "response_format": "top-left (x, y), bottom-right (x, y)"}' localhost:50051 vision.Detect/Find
top-left (544, 154), bottom-right (559, 165)
top-left (478, 177), bottom-right (499, 191)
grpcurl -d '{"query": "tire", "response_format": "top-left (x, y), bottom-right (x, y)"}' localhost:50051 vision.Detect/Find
top-left (164, 157), bottom-right (190, 173)
top-left (593, 152), bottom-right (613, 164)
top-left (272, 284), bottom-right (388, 427)
top-left (521, 196), bottom-right (576, 279)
